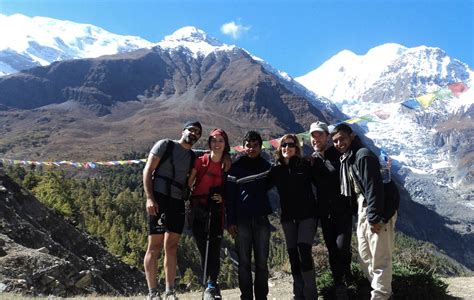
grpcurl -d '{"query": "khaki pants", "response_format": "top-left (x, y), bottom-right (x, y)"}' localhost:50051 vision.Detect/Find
top-left (357, 195), bottom-right (397, 300)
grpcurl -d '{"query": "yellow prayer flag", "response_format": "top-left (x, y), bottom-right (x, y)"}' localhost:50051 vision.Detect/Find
top-left (416, 93), bottom-right (436, 108)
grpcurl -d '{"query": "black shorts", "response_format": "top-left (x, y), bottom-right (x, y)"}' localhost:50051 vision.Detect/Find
top-left (147, 192), bottom-right (185, 235)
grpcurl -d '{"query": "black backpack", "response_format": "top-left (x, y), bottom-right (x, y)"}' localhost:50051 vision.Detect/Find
top-left (152, 139), bottom-right (196, 198)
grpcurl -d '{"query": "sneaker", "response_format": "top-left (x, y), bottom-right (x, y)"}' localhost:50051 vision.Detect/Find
top-left (164, 289), bottom-right (178, 300)
top-left (203, 286), bottom-right (221, 300)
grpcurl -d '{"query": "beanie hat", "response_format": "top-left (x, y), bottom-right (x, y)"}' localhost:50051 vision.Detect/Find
top-left (183, 121), bottom-right (202, 132)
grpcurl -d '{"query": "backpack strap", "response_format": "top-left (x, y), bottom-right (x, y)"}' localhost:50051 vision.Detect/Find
top-left (153, 140), bottom-right (196, 197)
top-left (152, 139), bottom-right (174, 196)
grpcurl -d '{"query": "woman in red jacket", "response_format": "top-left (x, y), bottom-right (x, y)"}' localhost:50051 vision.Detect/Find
top-left (188, 128), bottom-right (230, 299)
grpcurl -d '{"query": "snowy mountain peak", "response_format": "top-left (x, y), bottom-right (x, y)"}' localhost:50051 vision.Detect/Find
top-left (163, 26), bottom-right (222, 46)
top-left (158, 26), bottom-right (235, 58)
top-left (0, 13), bottom-right (153, 75)
top-left (296, 44), bottom-right (409, 102)
top-left (296, 43), bottom-right (472, 102)
top-left (365, 43), bottom-right (407, 57)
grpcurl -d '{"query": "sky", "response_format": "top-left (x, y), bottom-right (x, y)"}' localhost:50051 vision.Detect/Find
top-left (0, 0), bottom-right (472, 77)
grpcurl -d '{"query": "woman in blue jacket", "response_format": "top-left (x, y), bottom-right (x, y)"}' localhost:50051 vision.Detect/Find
top-left (268, 134), bottom-right (318, 300)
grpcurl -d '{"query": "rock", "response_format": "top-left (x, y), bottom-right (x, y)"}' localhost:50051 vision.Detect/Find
top-left (36, 247), bottom-right (49, 254)
top-left (39, 275), bottom-right (55, 285)
top-left (74, 271), bottom-right (92, 289)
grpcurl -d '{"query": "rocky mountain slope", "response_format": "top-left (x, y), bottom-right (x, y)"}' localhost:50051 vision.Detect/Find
top-left (0, 164), bottom-right (147, 296)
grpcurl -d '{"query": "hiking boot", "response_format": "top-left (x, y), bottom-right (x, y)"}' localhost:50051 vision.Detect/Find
top-left (146, 291), bottom-right (162, 300)
top-left (335, 284), bottom-right (349, 300)
top-left (164, 289), bottom-right (178, 300)
top-left (203, 286), bottom-right (221, 300)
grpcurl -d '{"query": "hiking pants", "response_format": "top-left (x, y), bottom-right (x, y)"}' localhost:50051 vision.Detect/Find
top-left (236, 215), bottom-right (270, 300)
top-left (320, 212), bottom-right (353, 285)
top-left (282, 218), bottom-right (318, 300)
top-left (357, 195), bottom-right (397, 300)
top-left (192, 204), bottom-right (223, 285)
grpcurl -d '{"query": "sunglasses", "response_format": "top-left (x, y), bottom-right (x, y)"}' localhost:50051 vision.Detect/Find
top-left (281, 142), bottom-right (297, 148)
top-left (186, 127), bottom-right (202, 135)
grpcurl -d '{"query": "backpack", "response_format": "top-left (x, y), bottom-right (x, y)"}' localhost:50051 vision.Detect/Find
top-left (350, 158), bottom-right (399, 222)
top-left (152, 139), bottom-right (196, 198)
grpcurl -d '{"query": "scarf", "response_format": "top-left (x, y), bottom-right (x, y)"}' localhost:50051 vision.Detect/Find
top-left (339, 150), bottom-right (353, 197)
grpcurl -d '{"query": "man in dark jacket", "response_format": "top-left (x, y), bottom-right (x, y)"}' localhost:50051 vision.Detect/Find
top-left (310, 121), bottom-right (353, 299)
top-left (331, 123), bottom-right (397, 300)
top-left (226, 131), bottom-right (272, 300)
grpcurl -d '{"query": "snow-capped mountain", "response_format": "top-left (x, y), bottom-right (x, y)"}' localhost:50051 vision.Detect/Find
top-left (0, 13), bottom-right (343, 123)
top-left (0, 13), bottom-right (154, 75)
top-left (296, 43), bottom-right (473, 103)
top-left (296, 43), bottom-right (407, 102)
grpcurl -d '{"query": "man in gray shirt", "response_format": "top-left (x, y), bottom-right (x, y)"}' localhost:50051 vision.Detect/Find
top-left (143, 121), bottom-right (202, 300)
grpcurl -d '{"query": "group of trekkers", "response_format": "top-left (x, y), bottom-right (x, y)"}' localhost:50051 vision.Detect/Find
top-left (142, 120), bottom-right (398, 300)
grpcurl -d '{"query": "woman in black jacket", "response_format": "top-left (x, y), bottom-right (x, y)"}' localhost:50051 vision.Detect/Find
top-left (268, 134), bottom-right (318, 300)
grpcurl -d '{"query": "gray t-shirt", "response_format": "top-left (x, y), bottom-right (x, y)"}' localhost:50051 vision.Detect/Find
top-left (151, 139), bottom-right (193, 200)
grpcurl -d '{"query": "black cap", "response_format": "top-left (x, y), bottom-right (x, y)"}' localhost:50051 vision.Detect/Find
top-left (183, 121), bottom-right (202, 132)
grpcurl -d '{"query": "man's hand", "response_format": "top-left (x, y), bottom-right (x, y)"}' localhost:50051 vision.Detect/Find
top-left (146, 198), bottom-right (158, 216)
top-left (211, 193), bottom-right (223, 204)
top-left (370, 222), bottom-right (383, 234)
top-left (227, 225), bottom-right (238, 238)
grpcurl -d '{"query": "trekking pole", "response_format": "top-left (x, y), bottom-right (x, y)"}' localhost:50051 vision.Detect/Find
top-left (202, 207), bottom-right (212, 287)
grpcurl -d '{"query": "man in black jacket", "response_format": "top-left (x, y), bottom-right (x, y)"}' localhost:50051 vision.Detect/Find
top-left (226, 131), bottom-right (272, 300)
top-left (331, 123), bottom-right (397, 300)
top-left (310, 121), bottom-right (353, 299)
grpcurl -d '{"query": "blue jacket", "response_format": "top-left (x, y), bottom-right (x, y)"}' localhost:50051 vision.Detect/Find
top-left (225, 155), bottom-right (272, 226)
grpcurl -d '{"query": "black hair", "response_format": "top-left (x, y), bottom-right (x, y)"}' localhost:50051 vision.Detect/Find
top-left (242, 130), bottom-right (263, 147)
top-left (330, 123), bottom-right (353, 137)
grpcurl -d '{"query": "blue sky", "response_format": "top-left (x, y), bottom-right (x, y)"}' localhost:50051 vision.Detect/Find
top-left (1, 0), bottom-right (472, 77)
